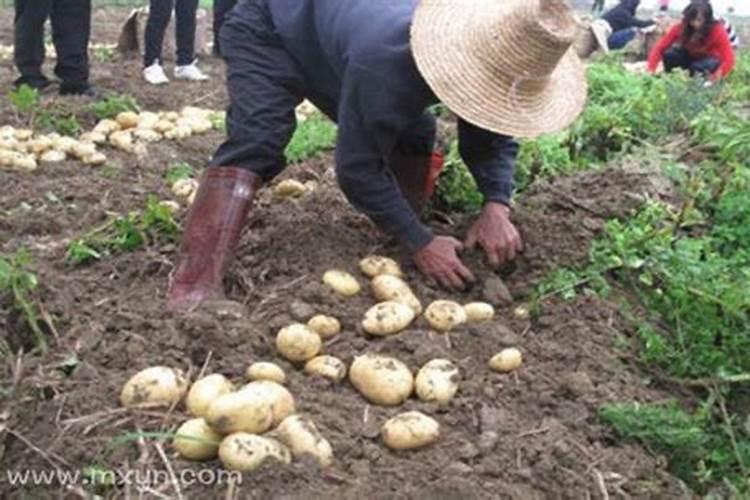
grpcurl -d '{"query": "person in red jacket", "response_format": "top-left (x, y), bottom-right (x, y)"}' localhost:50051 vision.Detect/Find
top-left (647, 0), bottom-right (735, 80)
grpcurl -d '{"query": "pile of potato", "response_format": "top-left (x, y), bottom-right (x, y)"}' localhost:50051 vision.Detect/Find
top-left (0, 125), bottom-right (106, 171)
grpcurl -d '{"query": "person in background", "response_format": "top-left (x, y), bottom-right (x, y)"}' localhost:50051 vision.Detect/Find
top-left (13, 0), bottom-right (96, 96)
top-left (212, 0), bottom-right (238, 57)
top-left (659, 0), bottom-right (670, 12)
top-left (596, 0), bottom-right (656, 51)
top-left (143, 0), bottom-right (209, 84)
top-left (592, 0), bottom-right (606, 15)
top-left (648, 0), bottom-right (735, 79)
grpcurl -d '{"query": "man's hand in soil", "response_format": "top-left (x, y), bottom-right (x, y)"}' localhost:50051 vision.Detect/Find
top-left (465, 202), bottom-right (523, 268)
top-left (414, 236), bottom-right (475, 289)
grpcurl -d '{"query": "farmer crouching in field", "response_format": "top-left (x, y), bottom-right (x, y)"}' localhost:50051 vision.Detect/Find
top-left (591, 0), bottom-right (657, 53)
top-left (166, 0), bottom-right (587, 312)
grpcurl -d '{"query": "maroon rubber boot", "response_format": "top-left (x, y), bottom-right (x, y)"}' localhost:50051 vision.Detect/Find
top-left (167, 166), bottom-right (261, 312)
top-left (391, 152), bottom-right (445, 214)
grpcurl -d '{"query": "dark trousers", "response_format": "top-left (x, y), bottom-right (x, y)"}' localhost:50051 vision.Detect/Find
top-left (13, 0), bottom-right (91, 90)
top-left (144, 0), bottom-right (200, 66)
top-left (608, 28), bottom-right (637, 50)
top-left (663, 46), bottom-right (720, 76)
top-left (212, 0), bottom-right (238, 56)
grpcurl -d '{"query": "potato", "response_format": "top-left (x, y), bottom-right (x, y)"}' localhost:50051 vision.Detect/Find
top-left (242, 380), bottom-right (295, 426)
top-left (371, 275), bottom-right (422, 314)
top-left (219, 433), bottom-right (291, 472)
top-left (273, 179), bottom-right (307, 198)
top-left (362, 301), bottom-right (415, 336)
top-left (424, 300), bottom-right (467, 332)
top-left (109, 130), bottom-right (134, 152)
top-left (40, 149), bottom-right (66, 163)
top-left (488, 348), bottom-right (523, 373)
top-left (186, 374), bottom-right (234, 418)
top-left (349, 354), bottom-right (413, 406)
top-left (381, 411), bottom-right (440, 450)
top-left (276, 323), bottom-right (321, 362)
top-left (79, 131), bottom-right (107, 145)
top-left (177, 116), bottom-right (213, 135)
top-left (306, 314), bottom-right (341, 340)
top-left (11, 153), bottom-right (37, 171)
top-left (70, 142), bottom-right (97, 159)
top-left (173, 418), bottom-right (222, 461)
top-left (92, 119), bottom-right (121, 136)
top-left (119, 366), bottom-right (188, 408)
top-left (275, 415), bottom-right (333, 467)
top-left (463, 302), bottom-right (495, 323)
top-left (82, 152), bottom-right (107, 166)
top-left (322, 270), bottom-right (361, 296)
top-left (153, 120), bottom-right (175, 134)
top-left (205, 390), bottom-right (273, 434)
top-left (513, 305), bottom-right (530, 320)
top-left (359, 255), bottom-right (403, 278)
top-left (181, 106), bottom-right (212, 119)
top-left (171, 178), bottom-right (199, 199)
top-left (295, 100), bottom-right (318, 121)
top-left (162, 111), bottom-right (180, 122)
top-left (304, 355), bottom-right (346, 382)
top-left (53, 136), bottom-right (78, 154)
top-left (159, 200), bottom-right (181, 214)
top-left (14, 129), bottom-right (33, 141)
top-left (164, 125), bottom-right (192, 140)
top-left (415, 359), bottom-right (459, 404)
top-left (246, 361), bottom-right (286, 384)
top-left (137, 111), bottom-right (160, 129)
top-left (116, 111), bottom-right (139, 129)
top-left (133, 128), bottom-right (162, 143)
top-left (27, 136), bottom-right (53, 154)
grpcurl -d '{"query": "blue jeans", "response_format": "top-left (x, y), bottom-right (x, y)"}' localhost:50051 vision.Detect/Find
top-left (663, 46), bottom-right (720, 76)
top-left (608, 28), bottom-right (636, 50)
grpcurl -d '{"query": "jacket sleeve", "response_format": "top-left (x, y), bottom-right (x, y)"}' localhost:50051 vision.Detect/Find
top-left (648, 23), bottom-right (682, 72)
top-left (631, 17), bottom-right (655, 29)
top-left (712, 24), bottom-right (736, 79)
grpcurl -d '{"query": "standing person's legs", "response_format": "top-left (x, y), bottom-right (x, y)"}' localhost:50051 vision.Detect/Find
top-left (607, 28), bottom-right (637, 50)
top-left (689, 57), bottom-right (720, 76)
top-left (213, 0), bottom-right (238, 56)
top-left (662, 46), bottom-right (691, 72)
top-left (13, 0), bottom-right (53, 89)
top-left (51, 0), bottom-right (92, 95)
top-left (144, 0), bottom-right (174, 67)
top-left (174, 0), bottom-right (199, 66)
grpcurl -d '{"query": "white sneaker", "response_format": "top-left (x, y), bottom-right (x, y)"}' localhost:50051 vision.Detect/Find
top-left (143, 60), bottom-right (169, 85)
top-left (174, 60), bottom-right (209, 81)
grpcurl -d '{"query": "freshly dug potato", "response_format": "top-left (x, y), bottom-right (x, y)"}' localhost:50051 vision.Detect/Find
top-left (39, 149), bottom-right (66, 163)
top-left (53, 136), bottom-right (78, 154)
top-left (304, 355), bottom-right (347, 382)
top-left (275, 415), bottom-right (333, 467)
top-left (307, 314), bottom-right (341, 340)
top-left (173, 418), bottom-right (222, 461)
top-left (177, 116), bottom-right (213, 135)
top-left (205, 390), bottom-right (273, 434)
top-left (82, 152), bottom-right (107, 166)
top-left (424, 300), bottom-right (467, 332)
top-left (513, 305), bottom-right (530, 320)
top-left (219, 433), bottom-right (291, 472)
top-left (162, 111), bottom-right (180, 122)
top-left (246, 361), bottom-right (286, 384)
top-left (70, 142), bottom-right (97, 159)
top-left (349, 354), bottom-right (413, 406)
top-left (276, 323), bottom-right (321, 362)
top-left (381, 411), bottom-right (440, 450)
top-left (10, 153), bottom-right (37, 171)
top-left (463, 302), bottom-right (495, 323)
top-left (153, 120), bottom-right (175, 134)
top-left (415, 359), bottom-right (459, 404)
top-left (13, 129), bottom-right (33, 141)
top-left (92, 118), bottom-right (121, 136)
top-left (273, 179), bottom-right (307, 198)
top-left (359, 255), bottom-right (403, 278)
top-left (79, 131), bottom-right (107, 145)
top-left (119, 366), bottom-right (188, 408)
top-left (164, 125), bottom-right (192, 140)
top-left (109, 130), bottom-right (134, 152)
top-left (137, 111), bottom-right (160, 129)
top-left (171, 178), bottom-right (199, 199)
top-left (322, 270), bottom-right (361, 296)
top-left (27, 136), bottom-right (54, 154)
top-left (488, 348), bottom-right (523, 373)
top-left (186, 373), bottom-right (235, 418)
top-left (242, 380), bottom-right (295, 426)
top-left (159, 200), bottom-right (181, 214)
top-left (133, 128), bottom-right (162, 143)
top-left (362, 301), bottom-right (415, 336)
top-left (116, 111), bottom-right (139, 129)
top-left (371, 275), bottom-right (421, 314)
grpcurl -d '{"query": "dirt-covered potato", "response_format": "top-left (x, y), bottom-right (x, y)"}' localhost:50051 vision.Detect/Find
top-left (246, 361), bottom-right (286, 384)
top-left (307, 314), bottom-right (341, 340)
top-left (133, 128), bottom-right (162, 143)
top-left (177, 116), bottom-right (213, 135)
top-left (513, 305), bottom-right (530, 320)
top-left (488, 348), bottom-right (523, 373)
top-left (137, 111), bottom-right (160, 129)
top-left (415, 359), bottom-right (459, 404)
top-left (13, 129), bottom-right (33, 141)
top-left (171, 178), bottom-right (199, 199)
top-left (10, 153), bottom-right (37, 171)
top-left (164, 125), bottom-right (192, 140)
top-left (276, 323), bottom-right (322, 362)
top-left (153, 120), bottom-right (175, 134)
top-left (322, 270), bottom-right (361, 296)
top-left (359, 255), bottom-right (403, 278)
top-left (371, 275), bottom-right (422, 314)
top-left (108, 130), bottom-right (134, 152)
top-left (27, 136), bottom-right (54, 155)
top-left (68, 142), bottom-right (96, 160)
top-left (304, 355), bottom-right (347, 382)
top-left (273, 179), bottom-right (307, 198)
top-left (349, 354), bottom-right (413, 406)
top-left (275, 415), bottom-right (333, 467)
top-left (173, 418), bottom-right (222, 461)
top-left (79, 131), bottom-right (107, 145)
top-left (52, 136), bottom-right (78, 154)
top-left (39, 149), bottom-right (66, 163)
top-left (82, 152), bottom-right (107, 166)
top-left (205, 390), bottom-right (274, 434)
top-left (218, 433), bottom-right (291, 472)
top-left (381, 411), bottom-right (440, 450)
top-left (120, 366), bottom-right (188, 408)
top-left (116, 111), bottom-right (139, 129)
top-left (362, 301), bottom-right (415, 336)
top-left (425, 300), bottom-right (467, 331)
top-left (463, 302), bottom-right (495, 323)
top-left (92, 119), bottom-right (121, 136)
top-left (242, 380), bottom-right (295, 426)
top-left (186, 374), bottom-right (235, 418)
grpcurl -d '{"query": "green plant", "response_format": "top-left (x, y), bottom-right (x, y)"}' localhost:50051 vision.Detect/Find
top-left (432, 140), bottom-right (483, 213)
top-left (8, 84), bottom-right (39, 116)
top-left (0, 250), bottom-right (48, 353)
top-left (38, 112), bottom-right (82, 136)
top-left (89, 94), bottom-right (140, 120)
top-left (165, 162), bottom-right (195, 185)
top-left (285, 114), bottom-right (337, 163)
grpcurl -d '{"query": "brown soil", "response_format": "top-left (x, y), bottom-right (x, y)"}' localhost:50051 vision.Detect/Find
top-left (1, 7), bottom-right (689, 500)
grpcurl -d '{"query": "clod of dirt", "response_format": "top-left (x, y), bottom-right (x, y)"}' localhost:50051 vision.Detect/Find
top-left (477, 404), bottom-right (503, 453)
top-left (559, 371), bottom-right (596, 398)
top-left (482, 276), bottom-right (513, 306)
top-left (289, 300), bottom-right (316, 322)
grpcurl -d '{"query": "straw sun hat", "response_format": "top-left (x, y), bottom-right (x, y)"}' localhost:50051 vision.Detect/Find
top-left (411, 0), bottom-right (588, 138)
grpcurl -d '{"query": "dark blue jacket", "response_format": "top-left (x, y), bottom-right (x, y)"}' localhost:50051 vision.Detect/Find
top-left (602, 0), bottom-right (654, 32)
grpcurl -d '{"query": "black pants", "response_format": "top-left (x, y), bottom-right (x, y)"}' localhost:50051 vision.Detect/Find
top-left (212, 0), bottom-right (238, 56)
top-left (663, 46), bottom-right (720, 76)
top-left (13, 0), bottom-right (91, 91)
top-left (144, 0), bottom-right (200, 66)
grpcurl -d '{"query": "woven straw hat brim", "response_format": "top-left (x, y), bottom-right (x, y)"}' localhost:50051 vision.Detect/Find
top-left (411, 0), bottom-right (588, 139)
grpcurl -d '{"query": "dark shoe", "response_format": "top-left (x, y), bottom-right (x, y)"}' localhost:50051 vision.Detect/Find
top-left (59, 83), bottom-right (99, 97)
top-left (167, 167), bottom-right (261, 312)
top-left (391, 152), bottom-right (445, 214)
top-left (13, 75), bottom-right (52, 91)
